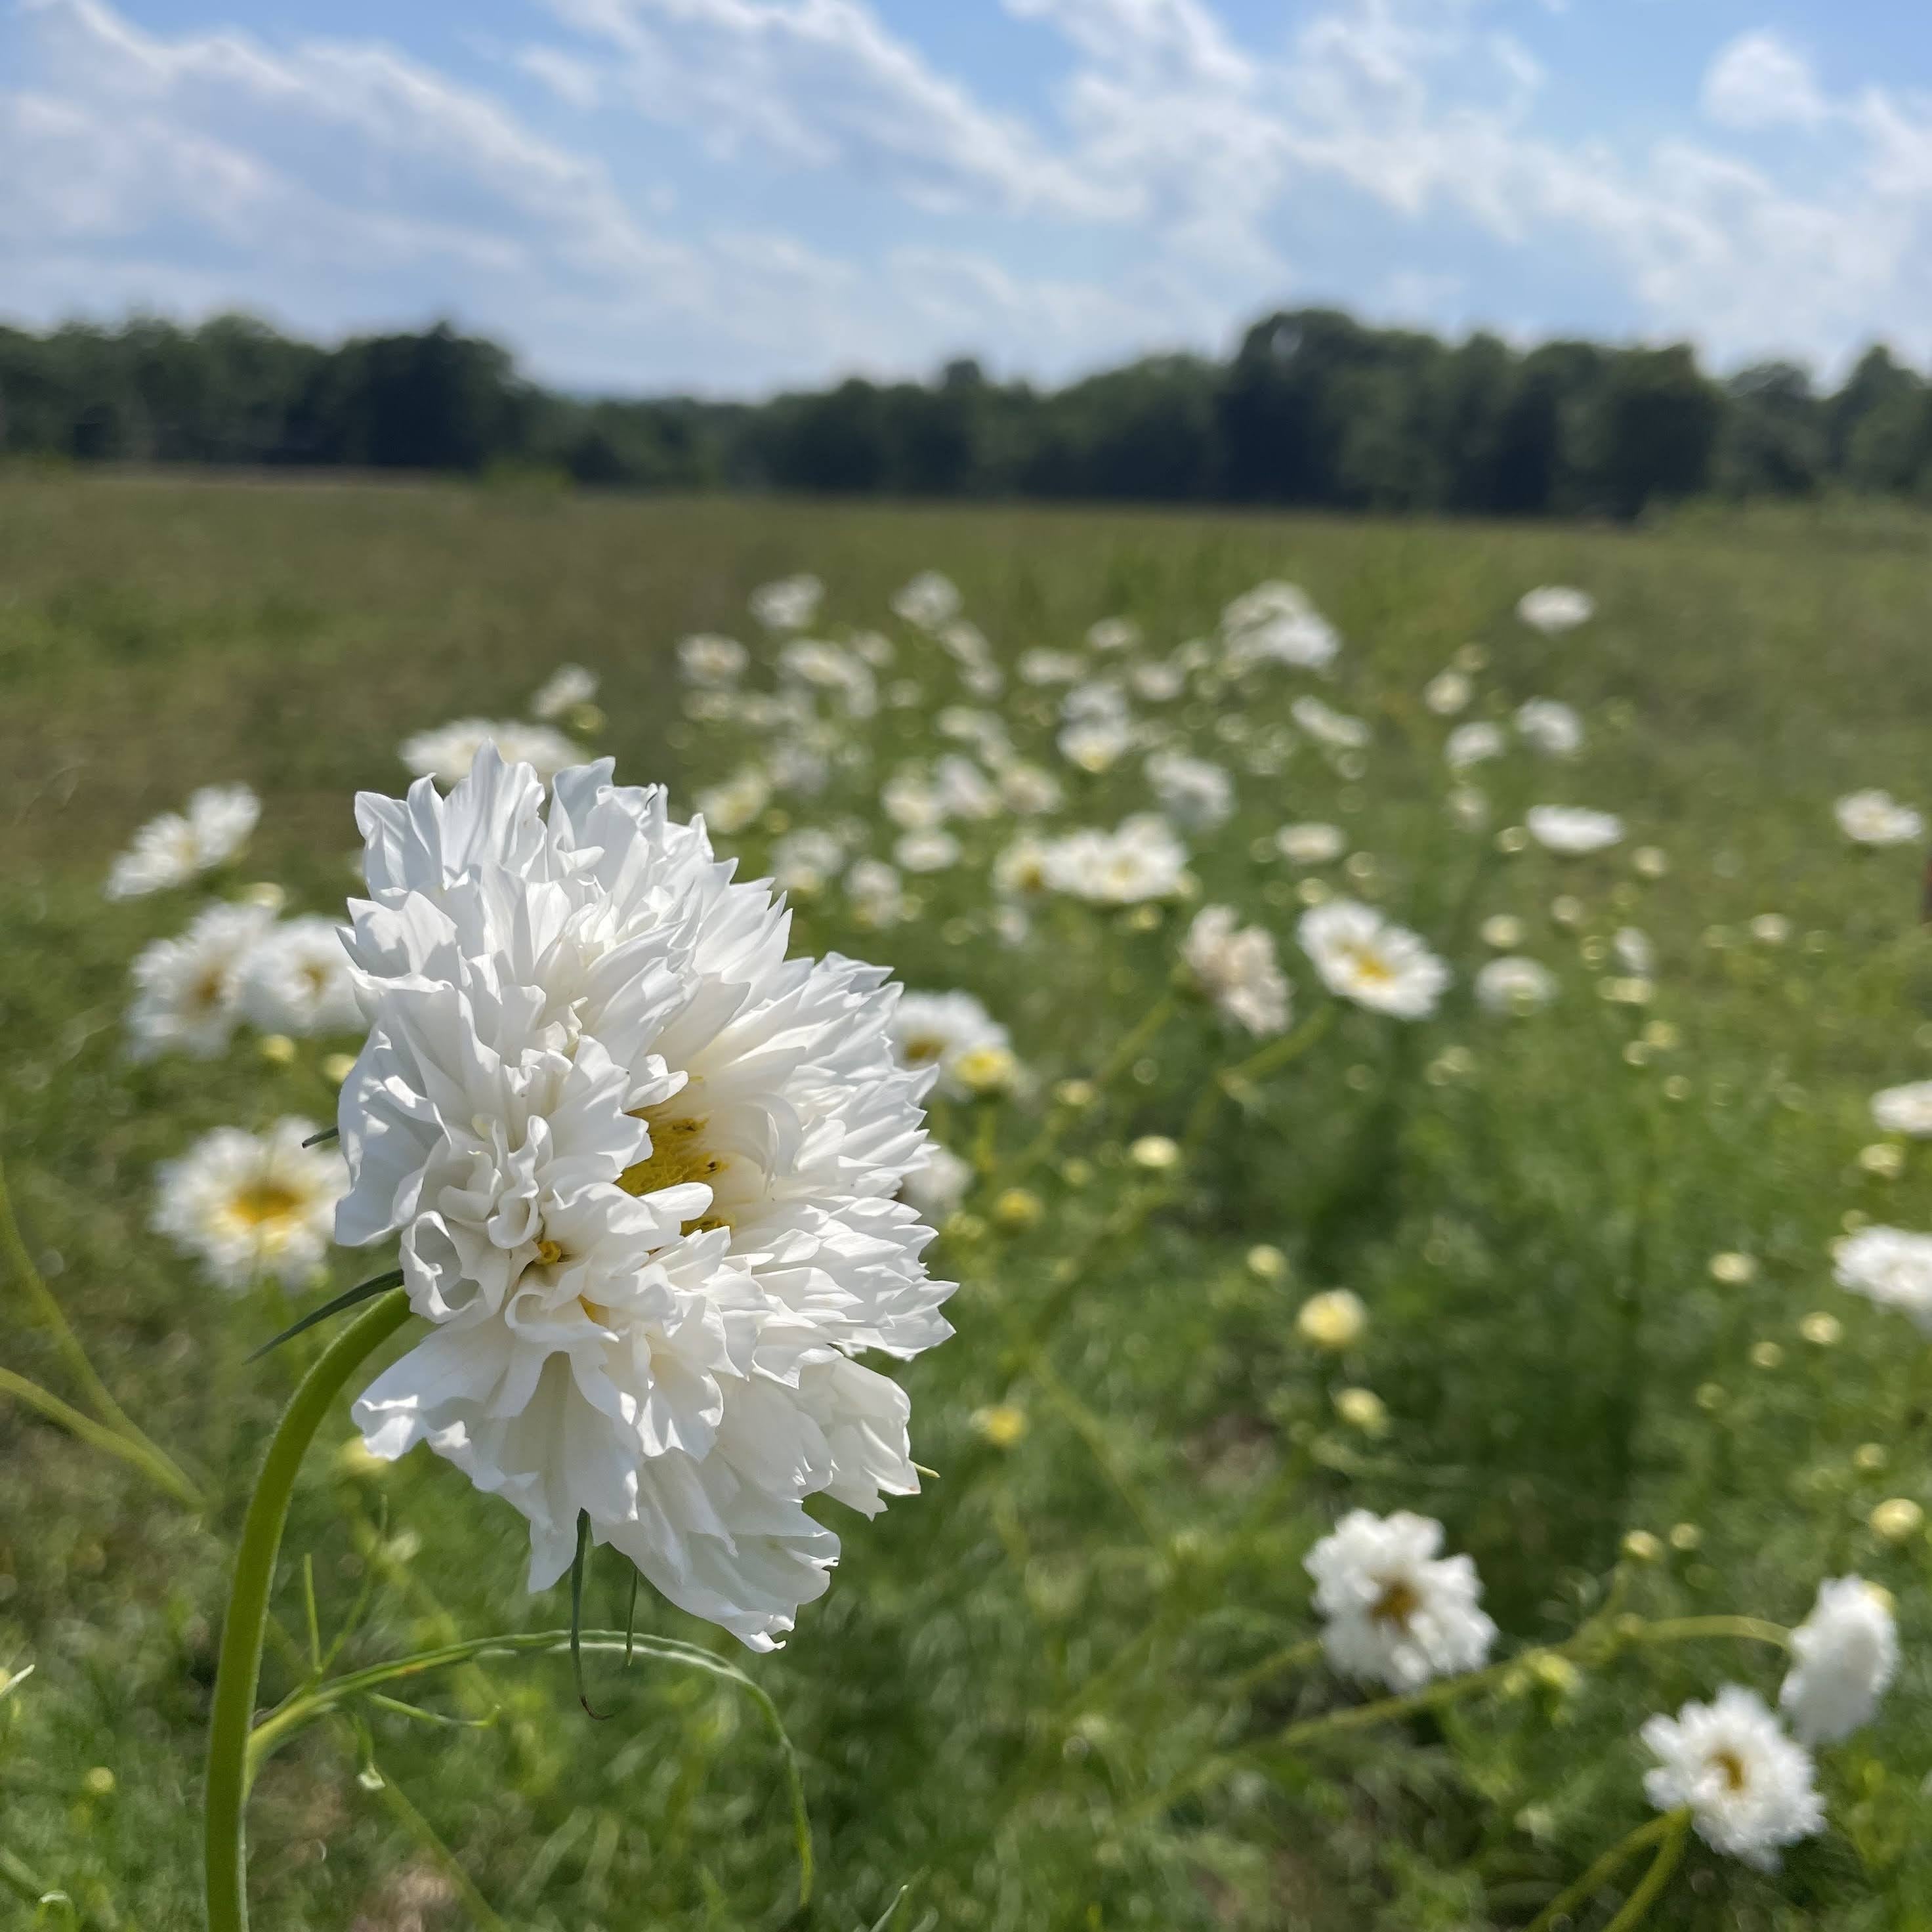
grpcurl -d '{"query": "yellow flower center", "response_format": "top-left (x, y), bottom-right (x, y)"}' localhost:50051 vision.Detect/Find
top-left (620, 1113), bottom-right (728, 1234)
top-left (900, 1033), bottom-right (946, 1065)
top-left (1343, 945), bottom-right (1396, 987)
top-left (1369, 1578), bottom-right (1421, 1629)
top-left (227, 1182), bottom-right (303, 1228)
top-left (1711, 1749), bottom-right (1748, 1792)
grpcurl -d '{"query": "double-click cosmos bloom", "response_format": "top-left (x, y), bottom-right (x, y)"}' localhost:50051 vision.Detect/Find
top-left (1305, 1509), bottom-right (1496, 1690)
top-left (1641, 1687), bottom-right (1824, 1868)
top-left (105, 784), bottom-right (260, 900)
top-left (333, 748), bottom-right (954, 1648)
top-left (1832, 1225), bottom-right (1932, 1335)
top-left (1779, 1576), bottom-right (1898, 1744)
top-left (1299, 900), bottom-right (1450, 1018)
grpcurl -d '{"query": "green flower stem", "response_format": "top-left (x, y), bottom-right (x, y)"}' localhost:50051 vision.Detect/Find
top-left (1211, 1003), bottom-right (1338, 1107)
top-left (1524, 1809), bottom-right (1689, 1932)
top-left (247, 1628), bottom-right (813, 1911)
top-left (1627, 1614), bottom-right (1788, 1651)
top-left (205, 1290), bottom-right (411, 1932)
top-left (1226, 1636), bottom-right (1325, 1695)
top-left (0, 1364), bottom-right (203, 1510)
top-left (1601, 1809), bottom-right (1690, 1932)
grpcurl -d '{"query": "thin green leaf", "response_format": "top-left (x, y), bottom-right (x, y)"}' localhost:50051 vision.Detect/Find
top-left (301, 1125), bottom-right (340, 1148)
top-left (868, 1885), bottom-right (913, 1931)
top-left (248, 1272), bottom-right (404, 1362)
top-left (623, 1569), bottom-right (639, 1665)
top-left (364, 1692), bottom-right (495, 1731)
top-left (570, 1511), bottom-right (608, 1720)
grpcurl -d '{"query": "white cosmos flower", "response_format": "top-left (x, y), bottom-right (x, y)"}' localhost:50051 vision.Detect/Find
top-left (748, 573), bottom-right (822, 631)
top-left (694, 767), bottom-right (771, 837)
top-left (1058, 713), bottom-right (1135, 774)
top-left (1183, 906), bottom-right (1290, 1038)
top-left (677, 634), bottom-right (749, 686)
top-left (1517, 585), bottom-right (1595, 635)
top-left (106, 784), bottom-right (261, 900)
top-left (1833, 1225), bottom-right (1932, 1334)
top-left (1445, 722), bottom-right (1505, 770)
top-left (934, 755), bottom-right (999, 821)
top-left (1291, 696), bottom-right (1371, 750)
top-left (889, 992), bottom-right (1011, 1099)
top-left (1641, 1687), bottom-right (1823, 1869)
top-left (1305, 1509), bottom-right (1496, 1690)
top-left (770, 829), bottom-right (845, 896)
top-left (844, 858), bottom-right (909, 928)
top-left (1040, 815), bottom-right (1188, 905)
top-left (400, 722), bottom-right (580, 791)
top-left (1526, 805), bottom-right (1624, 854)
top-left (1276, 822), bottom-right (1345, 866)
top-left (891, 571), bottom-right (961, 629)
top-left (881, 768), bottom-right (947, 832)
top-left (780, 640), bottom-right (876, 719)
top-left (1145, 751), bottom-right (1234, 832)
top-left (1780, 1577), bottom-right (1897, 1744)
top-left (335, 749), bottom-right (952, 1648)
top-left (1836, 789), bottom-right (1925, 847)
top-left (1221, 581), bottom-right (1341, 671)
top-left (1476, 956), bottom-right (1556, 1015)
top-left (128, 900), bottom-right (277, 1060)
top-left (1299, 900), bottom-right (1449, 1019)
top-left (900, 1144), bottom-right (972, 1221)
top-left (239, 916), bottom-right (362, 1036)
top-left (154, 1117), bottom-right (345, 1292)
top-left (1872, 1082), bottom-right (1932, 1137)
top-left (995, 762), bottom-right (1062, 816)
top-left (1515, 698), bottom-right (1584, 756)
top-left (894, 829), bottom-right (961, 873)
top-left (530, 664), bottom-right (597, 721)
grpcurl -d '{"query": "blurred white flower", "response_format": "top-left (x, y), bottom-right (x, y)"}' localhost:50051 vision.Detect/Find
top-left (1018, 648), bottom-right (1082, 686)
top-left (770, 828), bottom-right (846, 896)
top-left (895, 829), bottom-right (961, 873)
top-left (1780, 1577), bottom-right (1897, 1744)
top-left (1183, 906), bottom-right (1290, 1038)
top-left (1040, 814), bottom-right (1188, 905)
top-left (529, 663), bottom-right (597, 721)
top-left (1298, 1288), bottom-right (1368, 1349)
top-left (1515, 698), bottom-right (1583, 756)
top-left (1424, 671), bottom-right (1472, 716)
top-left (1517, 585), bottom-right (1595, 635)
top-left (901, 1143), bottom-right (972, 1221)
top-left (127, 900), bottom-right (276, 1060)
top-left (994, 833), bottom-right (1052, 899)
top-left (882, 767), bottom-right (947, 831)
top-left (1221, 581), bottom-right (1341, 671)
top-left (1059, 713), bottom-right (1135, 774)
top-left (1276, 822), bottom-right (1345, 866)
top-left (934, 754), bottom-right (999, 821)
top-left (844, 858), bottom-right (910, 927)
top-left (1146, 750), bottom-right (1234, 832)
top-left (1526, 805), bottom-right (1624, 854)
top-left (106, 784), bottom-right (261, 900)
top-left (781, 639), bottom-right (877, 719)
top-left (153, 1117), bottom-right (345, 1292)
top-left (1292, 695), bottom-right (1371, 750)
top-left (1445, 722), bottom-right (1505, 770)
top-left (677, 634), bottom-right (749, 686)
top-left (1642, 1687), bottom-right (1823, 1870)
top-left (891, 991), bottom-right (1012, 1099)
top-left (1872, 1082), bottom-right (1932, 1138)
top-left (1299, 900), bottom-right (1449, 1019)
top-left (338, 749), bottom-right (951, 1648)
top-left (1834, 1225), bottom-right (1932, 1334)
top-left (891, 570), bottom-right (961, 629)
top-left (1476, 956), bottom-right (1556, 1015)
top-left (1129, 659), bottom-right (1186, 702)
top-left (1480, 915), bottom-right (1524, 949)
top-left (399, 721), bottom-right (579, 790)
top-left (1836, 789), bottom-right (1925, 847)
top-left (1613, 927), bottom-right (1656, 975)
top-left (1086, 616), bottom-right (1140, 652)
top-left (995, 761), bottom-right (1062, 816)
top-left (1306, 1509), bottom-right (1496, 1690)
top-left (694, 766), bottom-right (771, 836)
top-left (749, 573), bottom-right (822, 631)
top-left (240, 916), bottom-right (361, 1036)
top-left (936, 705), bottom-right (1012, 762)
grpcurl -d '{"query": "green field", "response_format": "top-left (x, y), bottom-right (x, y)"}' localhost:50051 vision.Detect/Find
top-left (2, 473), bottom-right (1931, 1930)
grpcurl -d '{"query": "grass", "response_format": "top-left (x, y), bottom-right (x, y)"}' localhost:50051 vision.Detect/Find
top-left (1, 471), bottom-right (1930, 1929)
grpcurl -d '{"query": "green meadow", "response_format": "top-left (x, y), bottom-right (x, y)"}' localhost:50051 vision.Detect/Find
top-left (1, 471), bottom-right (1930, 1930)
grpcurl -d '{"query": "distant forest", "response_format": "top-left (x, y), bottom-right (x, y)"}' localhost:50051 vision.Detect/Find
top-left (5, 310), bottom-right (1932, 519)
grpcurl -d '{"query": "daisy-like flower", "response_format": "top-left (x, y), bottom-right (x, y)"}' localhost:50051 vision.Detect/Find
top-left (1780, 1577), bottom-right (1898, 1744)
top-left (1129, 658), bottom-right (1185, 702)
top-left (1517, 585), bottom-right (1595, 635)
top-left (1445, 722), bottom-right (1505, 770)
top-left (106, 784), bottom-right (261, 900)
top-left (891, 571), bottom-right (962, 629)
top-left (770, 828), bottom-right (845, 896)
top-left (894, 829), bottom-right (961, 873)
top-left (1182, 906), bottom-right (1290, 1038)
top-left (1424, 670), bottom-right (1471, 716)
top-left (1515, 698), bottom-right (1583, 756)
top-left (748, 573), bottom-right (822, 631)
top-left (1476, 956), bottom-right (1556, 1015)
top-left (901, 1143), bottom-right (971, 1221)
top-left (1146, 751), bottom-right (1234, 832)
top-left (1221, 581), bottom-right (1341, 671)
top-left (677, 635), bottom-right (749, 686)
top-left (530, 664), bottom-right (597, 721)
top-left (1040, 815), bottom-right (1188, 905)
top-left (1291, 695), bottom-right (1371, 751)
top-left (1613, 927), bottom-right (1656, 975)
top-left (1299, 900), bottom-right (1449, 1019)
top-left (780, 639), bottom-right (876, 719)
top-left (1276, 822), bottom-right (1345, 866)
top-left (693, 767), bottom-right (771, 836)
top-left (1526, 805), bottom-right (1624, 854)
top-left (1641, 1687), bottom-right (1824, 1869)
top-left (1305, 1509), bottom-right (1496, 1690)
top-left (1836, 789), bottom-right (1925, 847)
top-left (890, 991), bottom-right (1012, 1099)
top-left (1087, 616), bottom-right (1140, 652)
top-left (153, 1117), bottom-right (345, 1292)
top-left (843, 858), bottom-right (910, 928)
top-left (996, 762), bottom-right (1062, 816)
top-left (934, 755), bottom-right (999, 821)
top-left (400, 722), bottom-right (579, 791)
top-left (1058, 713), bottom-right (1135, 774)
top-left (1833, 1225), bottom-right (1932, 1334)
top-left (1872, 1082), bottom-right (1932, 1138)
top-left (1018, 648), bottom-right (1082, 686)
top-left (335, 749), bottom-right (953, 1649)
top-left (239, 915), bottom-right (362, 1036)
top-left (128, 901), bottom-right (277, 1060)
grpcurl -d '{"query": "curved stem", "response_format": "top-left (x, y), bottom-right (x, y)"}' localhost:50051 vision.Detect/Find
top-left (1524, 1811), bottom-right (1686, 1932)
top-left (204, 1291), bottom-right (410, 1932)
top-left (1215, 1002), bottom-right (1337, 1100)
top-left (1629, 1614), bottom-right (1787, 1651)
top-left (1602, 1811), bottom-right (1690, 1932)
top-left (0, 1364), bottom-right (203, 1509)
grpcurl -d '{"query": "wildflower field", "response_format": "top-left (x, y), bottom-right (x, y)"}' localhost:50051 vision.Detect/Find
top-left (2, 472), bottom-right (1931, 1931)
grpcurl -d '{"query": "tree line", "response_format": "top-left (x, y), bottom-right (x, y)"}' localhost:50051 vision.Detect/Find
top-left (5, 310), bottom-right (1932, 518)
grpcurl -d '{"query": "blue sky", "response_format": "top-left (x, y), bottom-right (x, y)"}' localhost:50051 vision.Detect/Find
top-left (3, 0), bottom-right (1930, 395)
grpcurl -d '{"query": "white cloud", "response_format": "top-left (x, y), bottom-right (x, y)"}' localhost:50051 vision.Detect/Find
top-left (1702, 31), bottom-right (1830, 132)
